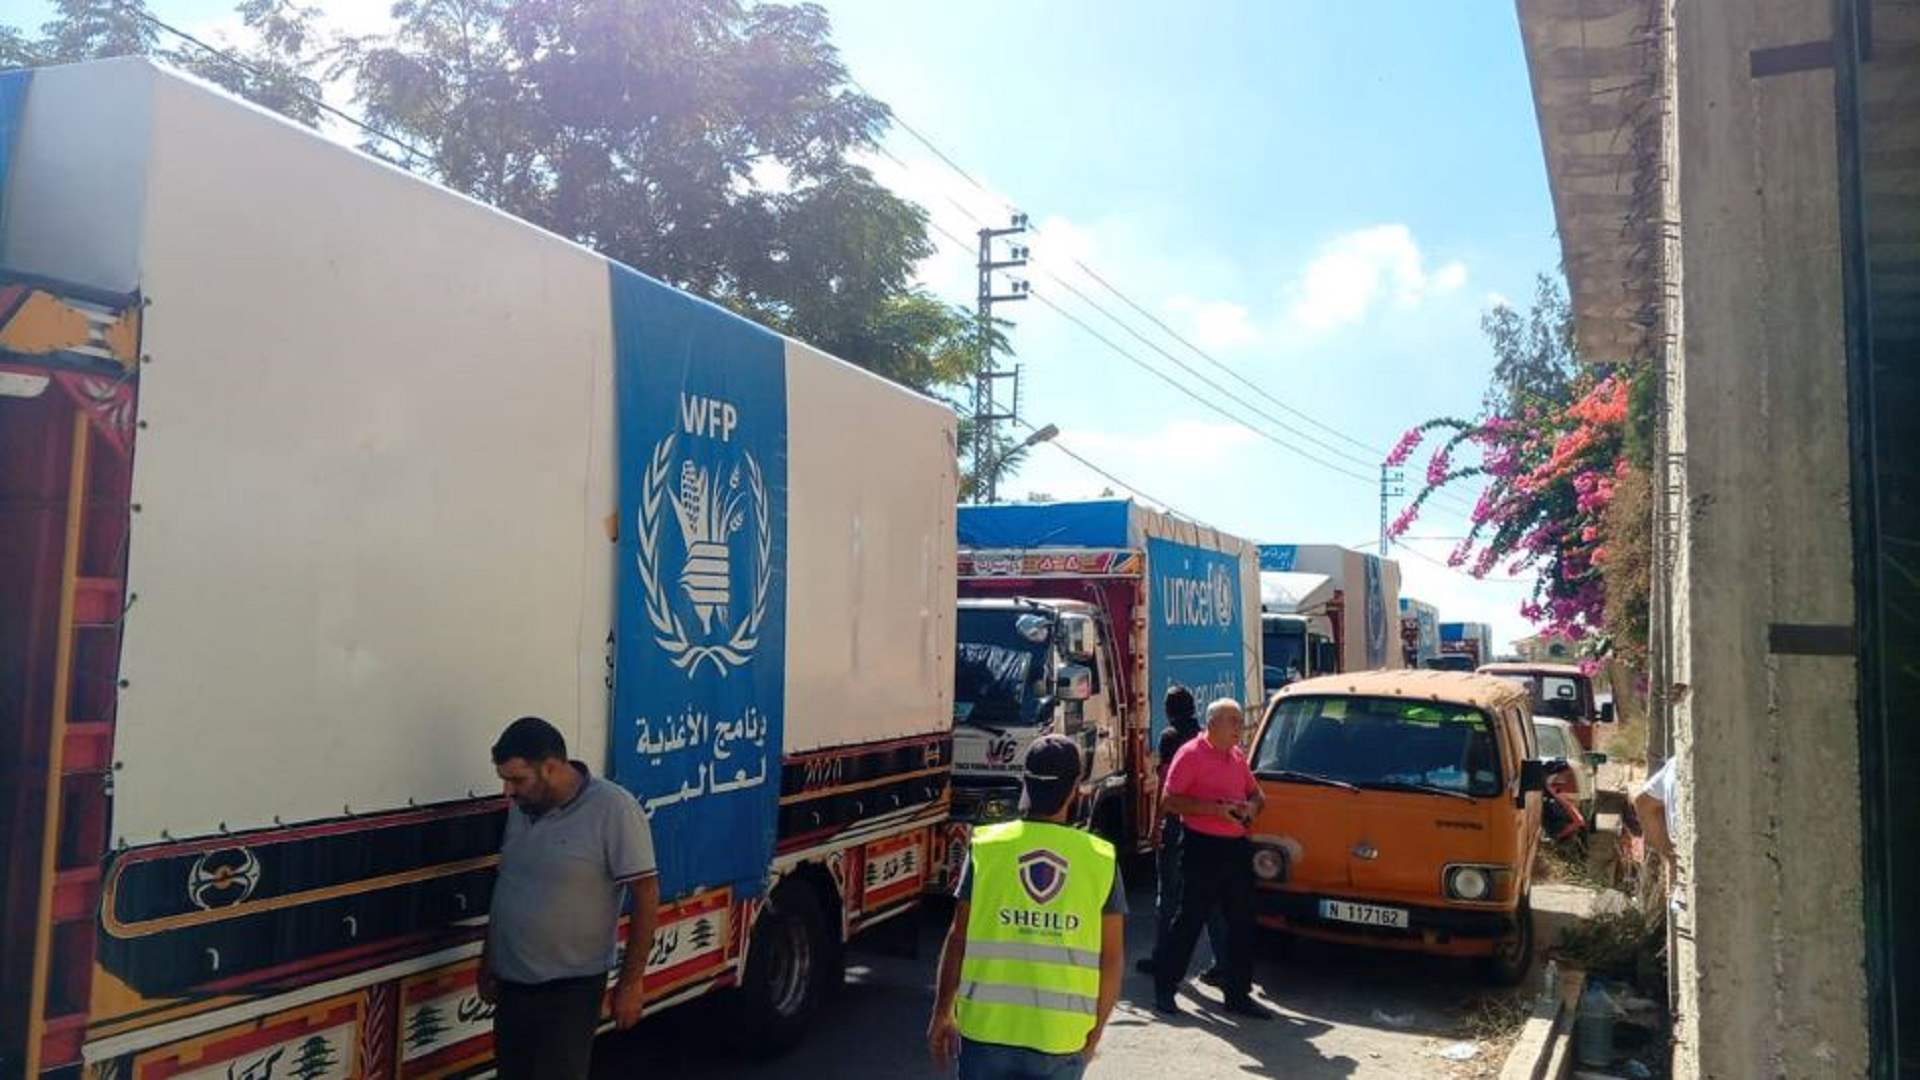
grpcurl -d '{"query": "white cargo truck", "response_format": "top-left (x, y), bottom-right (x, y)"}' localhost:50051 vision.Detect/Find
top-left (1256, 543), bottom-right (1405, 673)
top-left (0, 58), bottom-right (955, 1078)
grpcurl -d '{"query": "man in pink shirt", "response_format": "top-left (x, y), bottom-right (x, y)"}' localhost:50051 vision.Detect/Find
top-left (1150, 698), bottom-right (1269, 1018)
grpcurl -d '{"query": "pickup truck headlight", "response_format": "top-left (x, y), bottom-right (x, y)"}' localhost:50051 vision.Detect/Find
top-left (1251, 845), bottom-right (1289, 882)
top-left (1445, 865), bottom-right (1492, 901)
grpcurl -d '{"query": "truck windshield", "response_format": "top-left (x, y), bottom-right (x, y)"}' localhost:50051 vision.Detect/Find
top-left (954, 608), bottom-right (1051, 727)
top-left (1529, 674), bottom-right (1586, 720)
top-left (1262, 621), bottom-right (1306, 681)
top-left (1254, 695), bottom-right (1503, 798)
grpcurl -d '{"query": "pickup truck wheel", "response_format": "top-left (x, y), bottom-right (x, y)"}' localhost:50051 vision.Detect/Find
top-left (738, 883), bottom-right (833, 1055)
top-left (1480, 895), bottom-right (1535, 987)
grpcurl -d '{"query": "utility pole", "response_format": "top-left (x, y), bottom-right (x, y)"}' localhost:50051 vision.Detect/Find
top-left (1378, 465), bottom-right (1406, 556)
top-left (974, 212), bottom-right (1030, 503)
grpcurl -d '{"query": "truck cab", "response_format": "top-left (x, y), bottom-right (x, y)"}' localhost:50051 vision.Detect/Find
top-left (1260, 612), bottom-right (1338, 693)
top-left (951, 598), bottom-right (1125, 831)
top-left (1476, 662), bottom-right (1613, 750)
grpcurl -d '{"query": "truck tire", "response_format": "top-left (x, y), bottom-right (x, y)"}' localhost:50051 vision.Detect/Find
top-left (737, 882), bottom-right (835, 1055)
top-left (1480, 895), bottom-right (1535, 987)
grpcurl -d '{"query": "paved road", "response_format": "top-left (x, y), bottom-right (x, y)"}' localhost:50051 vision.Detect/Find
top-left (593, 881), bottom-right (1585, 1079)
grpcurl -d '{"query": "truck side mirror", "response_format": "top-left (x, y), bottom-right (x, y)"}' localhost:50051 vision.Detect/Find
top-left (1600, 701), bottom-right (1616, 724)
top-left (1517, 758), bottom-right (1547, 807)
top-left (1056, 664), bottom-right (1094, 703)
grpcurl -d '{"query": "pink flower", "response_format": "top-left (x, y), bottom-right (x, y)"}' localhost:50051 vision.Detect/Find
top-left (1385, 427), bottom-right (1424, 468)
top-left (1387, 504), bottom-right (1419, 539)
top-left (1447, 539), bottom-right (1473, 568)
top-left (1426, 446), bottom-right (1453, 488)
top-left (1577, 657), bottom-right (1603, 677)
top-left (1471, 488), bottom-right (1497, 526)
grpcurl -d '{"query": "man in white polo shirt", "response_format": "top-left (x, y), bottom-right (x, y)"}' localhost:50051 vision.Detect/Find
top-left (479, 716), bottom-right (658, 1080)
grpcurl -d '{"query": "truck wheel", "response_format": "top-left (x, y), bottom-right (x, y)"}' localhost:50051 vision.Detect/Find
top-left (1480, 895), bottom-right (1535, 987)
top-left (737, 883), bottom-right (834, 1055)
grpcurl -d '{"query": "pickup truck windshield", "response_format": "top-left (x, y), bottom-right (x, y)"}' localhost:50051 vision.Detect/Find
top-left (1255, 695), bottom-right (1503, 797)
top-left (954, 609), bottom-right (1050, 727)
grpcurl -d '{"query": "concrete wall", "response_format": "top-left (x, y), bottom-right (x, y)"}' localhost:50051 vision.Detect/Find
top-left (1670, 1), bottom-right (1870, 1075)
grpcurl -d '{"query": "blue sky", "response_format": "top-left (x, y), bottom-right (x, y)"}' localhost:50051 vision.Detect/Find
top-left (12, 0), bottom-right (1557, 646)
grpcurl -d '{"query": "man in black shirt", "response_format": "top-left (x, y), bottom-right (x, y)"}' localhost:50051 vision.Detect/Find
top-left (1134, 685), bottom-right (1228, 981)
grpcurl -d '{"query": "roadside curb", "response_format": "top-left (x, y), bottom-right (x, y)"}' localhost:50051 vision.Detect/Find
top-left (1498, 968), bottom-right (1587, 1080)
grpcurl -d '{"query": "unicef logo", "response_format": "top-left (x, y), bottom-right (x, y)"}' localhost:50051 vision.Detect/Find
top-left (637, 394), bottom-right (773, 677)
top-left (1208, 563), bottom-right (1235, 627)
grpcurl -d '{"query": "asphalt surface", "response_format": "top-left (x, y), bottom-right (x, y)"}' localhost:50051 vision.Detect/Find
top-left (592, 879), bottom-right (1580, 1079)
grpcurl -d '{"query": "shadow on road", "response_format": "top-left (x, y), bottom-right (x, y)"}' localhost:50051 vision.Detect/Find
top-left (592, 881), bottom-right (1540, 1078)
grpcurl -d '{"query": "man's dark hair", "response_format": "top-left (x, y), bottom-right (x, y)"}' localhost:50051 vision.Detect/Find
top-left (491, 716), bottom-right (567, 765)
top-left (1165, 684), bottom-right (1197, 725)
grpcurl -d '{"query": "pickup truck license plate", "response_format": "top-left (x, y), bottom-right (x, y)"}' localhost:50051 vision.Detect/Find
top-left (1319, 900), bottom-right (1410, 929)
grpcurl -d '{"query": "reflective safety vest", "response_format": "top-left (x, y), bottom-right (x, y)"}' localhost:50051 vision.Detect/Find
top-left (956, 819), bottom-right (1115, 1055)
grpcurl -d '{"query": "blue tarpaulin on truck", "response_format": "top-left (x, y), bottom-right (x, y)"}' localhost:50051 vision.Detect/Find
top-left (957, 499), bottom-right (1132, 549)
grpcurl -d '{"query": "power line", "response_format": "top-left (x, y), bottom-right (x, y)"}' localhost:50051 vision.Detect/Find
top-left (1009, 418), bottom-right (1205, 526)
top-left (879, 120), bottom-right (1479, 518)
top-left (117, 3), bottom-right (435, 166)
top-left (1063, 257), bottom-right (1385, 458)
top-left (1392, 538), bottom-right (1534, 587)
top-left (872, 97), bottom-right (1398, 461)
top-left (923, 217), bottom-right (1383, 489)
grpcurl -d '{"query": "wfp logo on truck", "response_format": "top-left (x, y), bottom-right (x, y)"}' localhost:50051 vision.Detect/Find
top-left (636, 393), bottom-right (773, 677)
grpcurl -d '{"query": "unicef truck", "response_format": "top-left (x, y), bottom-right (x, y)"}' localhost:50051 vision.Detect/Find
top-left (0, 59), bottom-right (954, 1078)
top-left (944, 500), bottom-right (1261, 872)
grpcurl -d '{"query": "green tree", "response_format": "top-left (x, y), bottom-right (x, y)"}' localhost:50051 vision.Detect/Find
top-left (1480, 272), bottom-right (1576, 415)
top-left (340, 0), bottom-right (982, 394)
top-left (3, 0), bottom-right (995, 409)
top-left (0, 0), bottom-right (330, 125)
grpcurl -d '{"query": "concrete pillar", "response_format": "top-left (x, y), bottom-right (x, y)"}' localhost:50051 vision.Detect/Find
top-left (1670, 1), bottom-right (1871, 1076)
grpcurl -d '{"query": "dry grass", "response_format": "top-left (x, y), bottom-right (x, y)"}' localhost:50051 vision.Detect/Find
top-left (1553, 904), bottom-right (1662, 978)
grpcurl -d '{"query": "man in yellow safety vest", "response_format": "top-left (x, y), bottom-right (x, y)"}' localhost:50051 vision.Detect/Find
top-left (927, 736), bottom-right (1126, 1079)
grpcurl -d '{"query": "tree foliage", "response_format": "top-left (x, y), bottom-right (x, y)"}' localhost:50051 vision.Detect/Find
top-left (1388, 274), bottom-right (1650, 667)
top-left (1, 0), bottom-right (996, 417)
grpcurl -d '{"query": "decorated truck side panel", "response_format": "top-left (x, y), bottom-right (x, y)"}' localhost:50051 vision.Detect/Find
top-left (0, 58), bottom-right (953, 1078)
top-left (1400, 597), bottom-right (1441, 668)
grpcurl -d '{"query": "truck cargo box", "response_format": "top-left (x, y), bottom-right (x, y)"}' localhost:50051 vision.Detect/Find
top-left (0, 58), bottom-right (954, 1073)
top-left (1257, 543), bottom-right (1404, 672)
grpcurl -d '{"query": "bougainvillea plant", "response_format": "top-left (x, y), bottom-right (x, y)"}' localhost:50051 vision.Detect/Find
top-left (1387, 372), bottom-right (1634, 666)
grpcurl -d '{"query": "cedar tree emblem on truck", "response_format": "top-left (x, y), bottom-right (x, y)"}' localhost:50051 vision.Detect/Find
top-left (637, 395), bottom-right (773, 677)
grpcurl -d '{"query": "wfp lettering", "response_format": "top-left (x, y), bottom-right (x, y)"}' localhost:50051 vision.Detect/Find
top-left (999, 907), bottom-right (1082, 933)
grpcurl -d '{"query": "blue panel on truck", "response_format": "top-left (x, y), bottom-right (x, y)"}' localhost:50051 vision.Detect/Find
top-left (1362, 553), bottom-right (1389, 668)
top-left (1145, 537), bottom-right (1248, 743)
top-left (0, 69), bottom-right (29, 245)
top-left (957, 499), bottom-right (1131, 549)
top-left (609, 264), bottom-right (788, 900)
top-left (1257, 544), bottom-right (1298, 571)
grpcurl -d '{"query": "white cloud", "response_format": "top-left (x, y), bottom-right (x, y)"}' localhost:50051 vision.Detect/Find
top-left (1282, 224), bottom-right (1468, 334)
top-left (1484, 290), bottom-right (1513, 309)
top-left (1166, 296), bottom-right (1260, 350)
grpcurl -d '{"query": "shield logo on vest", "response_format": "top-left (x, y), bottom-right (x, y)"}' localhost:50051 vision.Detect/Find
top-left (1017, 849), bottom-right (1070, 905)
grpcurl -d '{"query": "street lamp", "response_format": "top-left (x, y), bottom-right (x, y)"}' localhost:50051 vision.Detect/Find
top-left (984, 423), bottom-right (1058, 504)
